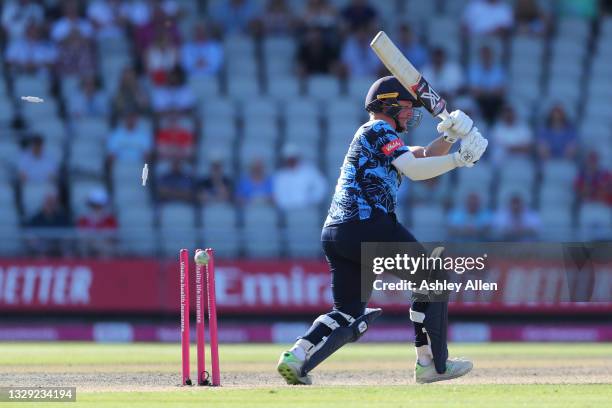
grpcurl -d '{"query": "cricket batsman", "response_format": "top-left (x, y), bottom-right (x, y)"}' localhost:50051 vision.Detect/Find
top-left (277, 76), bottom-right (488, 385)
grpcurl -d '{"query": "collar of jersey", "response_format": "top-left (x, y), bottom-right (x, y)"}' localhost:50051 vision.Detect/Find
top-left (364, 119), bottom-right (395, 132)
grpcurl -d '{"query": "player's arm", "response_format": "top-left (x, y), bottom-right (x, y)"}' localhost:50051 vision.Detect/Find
top-left (409, 110), bottom-right (474, 158)
top-left (392, 128), bottom-right (488, 181)
top-left (393, 150), bottom-right (456, 180)
top-left (409, 136), bottom-right (452, 158)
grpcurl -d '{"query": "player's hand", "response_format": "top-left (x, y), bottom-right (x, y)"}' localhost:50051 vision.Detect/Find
top-left (437, 110), bottom-right (474, 143)
top-left (453, 127), bottom-right (487, 168)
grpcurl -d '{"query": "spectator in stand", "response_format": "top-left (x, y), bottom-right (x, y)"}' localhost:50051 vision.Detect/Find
top-left (55, 26), bottom-right (97, 77)
top-left (260, 0), bottom-right (296, 36)
top-left (341, 27), bottom-right (382, 77)
top-left (493, 194), bottom-right (541, 241)
top-left (51, 0), bottom-right (94, 42)
top-left (340, 0), bottom-right (378, 33)
top-left (27, 189), bottom-right (70, 227)
top-left (5, 22), bottom-right (57, 75)
top-left (18, 135), bottom-right (58, 185)
top-left (236, 158), bottom-right (274, 206)
top-left (468, 45), bottom-right (507, 124)
top-left (396, 24), bottom-right (428, 70)
top-left (421, 47), bottom-right (463, 99)
top-left (25, 189), bottom-right (72, 257)
top-left (462, 0), bottom-right (514, 37)
top-left (151, 67), bottom-right (196, 115)
top-left (134, 1), bottom-right (181, 52)
top-left (155, 114), bottom-right (195, 161)
top-left (1, 0), bottom-right (44, 41)
top-left (210, 0), bottom-right (259, 35)
top-left (490, 104), bottom-right (533, 164)
top-left (537, 104), bottom-right (578, 161)
top-left (112, 66), bottom-right (150, 119)
top-left (574, 151), bottom-right (612, 206)
top-left (273, 144), bottom-right (326, 210)
top-left (106, 111), bottom-right (153, 166)
top-left (301, 0), bottom-right (338, 32)
top-left (181, 22), bottom-right (224, 78)
top-left (296, 26), bottom-right (340, 77)
top-left (76, 188), bottom-right (117, 228)
top-left (157, 159), bottom-right (196, 203)
top-left (67, 76), bottom-right (109, 118)
top-left (514, 0), bottom-right (549, 36)
top-left (76, 188), bottom-right (118, 257)
top-left (145, 30), bottom-right (180, 86)
top-left (447, 192), bottom-right (492, 241)
top-left (199, 159), bottom-right (233, 204)
top-left (87, 0), bottom-right (125, 39)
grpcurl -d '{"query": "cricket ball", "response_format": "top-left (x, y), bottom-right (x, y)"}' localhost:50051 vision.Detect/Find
top-left (194, 249), bottom-right (210, 265)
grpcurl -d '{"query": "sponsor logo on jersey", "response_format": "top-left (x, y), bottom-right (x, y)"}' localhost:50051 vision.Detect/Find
top-left (382, 138), bottom-right (405, 156)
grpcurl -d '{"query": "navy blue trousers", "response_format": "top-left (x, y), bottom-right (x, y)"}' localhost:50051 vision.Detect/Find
top-left (301, 213), bottom-right (441, 369)
top-left (320, 213), bottom-right (424, 318)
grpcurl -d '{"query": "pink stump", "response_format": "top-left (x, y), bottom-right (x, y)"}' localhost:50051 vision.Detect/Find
top-left (179, 249), bottom-right (191, 385)
top-left (195, 251), bottom-right (207, 385)
top-left (206, 248), bottom-right (221, 386)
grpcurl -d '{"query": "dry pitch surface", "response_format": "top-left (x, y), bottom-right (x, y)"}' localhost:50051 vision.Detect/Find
top-left (1, 342), bottom-right (611, 407)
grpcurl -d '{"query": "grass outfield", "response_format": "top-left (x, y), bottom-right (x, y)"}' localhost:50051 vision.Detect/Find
top-left (1, 343), bottom-right (611, 407)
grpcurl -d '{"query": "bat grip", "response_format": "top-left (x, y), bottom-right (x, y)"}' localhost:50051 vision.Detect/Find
top-left (437, 109), bottom-right (450, 121)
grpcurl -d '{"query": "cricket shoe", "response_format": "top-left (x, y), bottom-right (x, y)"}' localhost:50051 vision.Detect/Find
top-left (277, 351), bottom-right (312, 385)
top-left (414, 358), bottom-right (473, 384)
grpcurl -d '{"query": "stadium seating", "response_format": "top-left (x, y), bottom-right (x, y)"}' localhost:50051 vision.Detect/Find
top-left (579, 203), bottom-right (611, 241)
top-left (539, 183), bottom-right (574, 210)
top-left (189, 76), bottom-right (221, 98)
top-left (72, 117), bottom-right (111, 140)
top-left (243, 204), bottom-right (281, 257)
top-left (202, 97), bottom-right (236, 121)
top-left (159, 203), bottom-right (199, 256)
top-left (540, 205), bottom-right (574, 241)
top-left (117, 206), bottom-right (157, 255)
top-left (285, 208), bottom-right (324, 257)
top-left (14, 75), bottom-right (50, 98)
top-left (201, 203), bottom-right (240, 257)
top-left (227, 77), bottom-right (260, 98)
top-left (542, 160), bottom-right (577, 185)
top-left (266, 76), bottom-right (301, 100)
top-left (242, 97), bottom-right (279, 121)
top-left (0, 0), bottom-right (609, 258)
top-left (306, 75), bottom-right (342, 100)
top-left (0, 96), bottom-right (15, 123)
top-left (346, 76), bottom-right (376, 100)
top-left (285, 98), bottom-right (320, 122)
top-left (0, 137), bottom-right (19, 176)
top-left (20, 98), bottom-right (59, 122)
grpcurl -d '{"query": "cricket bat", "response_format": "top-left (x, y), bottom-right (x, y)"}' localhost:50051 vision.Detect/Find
top-left (370, 31), bottom-right (450, 121)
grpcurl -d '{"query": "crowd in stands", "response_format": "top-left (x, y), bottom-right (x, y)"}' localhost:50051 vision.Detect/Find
top-left (0, 0), bottom-right (610, 258)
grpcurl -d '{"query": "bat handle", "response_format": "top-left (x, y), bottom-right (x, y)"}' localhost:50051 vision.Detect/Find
top-left (437, 109), bottom-right (450, 121)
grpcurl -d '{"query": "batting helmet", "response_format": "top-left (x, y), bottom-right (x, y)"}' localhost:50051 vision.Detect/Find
top-left (365, 76), bottom-right (422, 132)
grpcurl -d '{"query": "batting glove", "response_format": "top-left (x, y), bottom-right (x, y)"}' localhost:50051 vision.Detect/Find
top-left (437, 110), bottom-right (474, 144)
top-left (453, 127), bottom-right (488, 168)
